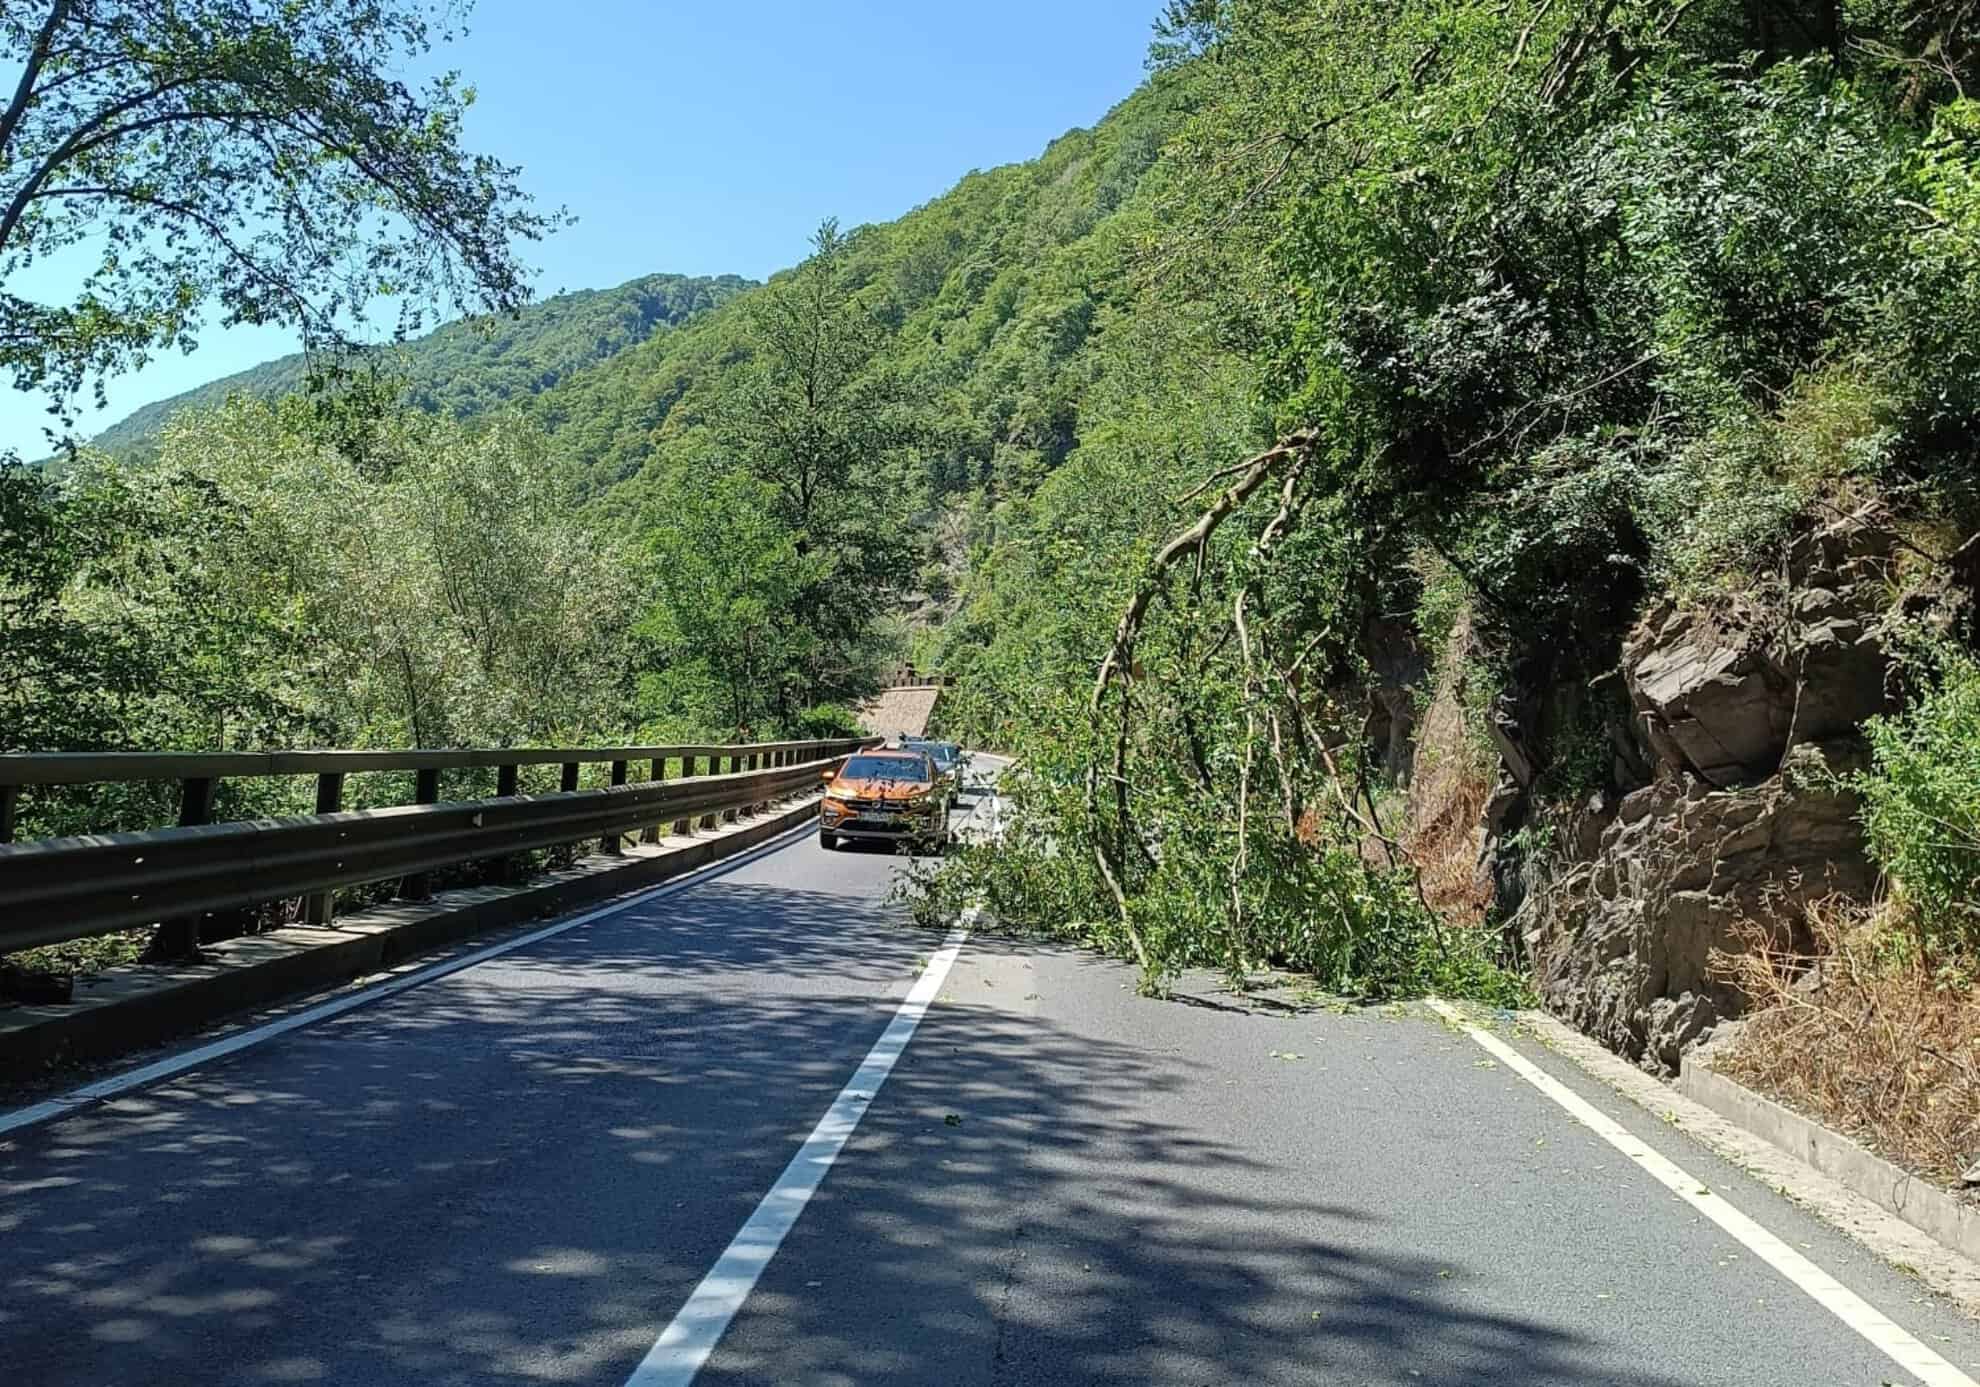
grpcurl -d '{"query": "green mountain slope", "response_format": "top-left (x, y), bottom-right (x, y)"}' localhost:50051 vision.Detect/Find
top-left (89, 272), bottom-right (754, 454)
top-left (520, 79), bottom-right (1195, 498)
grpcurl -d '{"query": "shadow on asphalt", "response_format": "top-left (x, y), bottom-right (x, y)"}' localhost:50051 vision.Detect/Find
top-left (0, 856), bottom-right (1685, 1386)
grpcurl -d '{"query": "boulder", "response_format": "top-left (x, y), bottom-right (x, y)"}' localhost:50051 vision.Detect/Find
top-left (1626, 600), bottom-right (1793, 788)
top-left (1787, 585), bottom-right (1894, 748)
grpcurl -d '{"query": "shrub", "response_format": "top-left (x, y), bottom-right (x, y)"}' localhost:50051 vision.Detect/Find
top-left (1718, 902), bottom-right (1980, 1186)
top-left (1853, 644), bottom-right (1980, 956)
top-left (791, 702), bottom-right (864, 740)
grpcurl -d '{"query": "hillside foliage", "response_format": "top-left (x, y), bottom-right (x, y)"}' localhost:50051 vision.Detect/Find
top-left (11, 1), bottom-right (1980, 1002)
top-left (86, 273), bottom-right (753, 456)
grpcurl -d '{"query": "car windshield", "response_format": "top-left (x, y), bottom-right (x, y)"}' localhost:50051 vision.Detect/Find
top-left (842, 755), bottom-right (930, 782)
top-left (929, 745), bottom-right (960, 769)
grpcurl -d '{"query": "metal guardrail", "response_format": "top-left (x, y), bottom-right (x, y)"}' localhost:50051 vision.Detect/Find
top-left (0, 737), bottom-right (874, 958)
top-left (0, 739), bottom-right (860, 789)
top-left (875, 666), bottom-right (953, 690)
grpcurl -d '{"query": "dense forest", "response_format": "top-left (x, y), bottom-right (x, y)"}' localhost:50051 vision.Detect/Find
top-left (9, 2), bottom-right (1980, 1152)
top-left (84, 273), bottom-right (753, 457)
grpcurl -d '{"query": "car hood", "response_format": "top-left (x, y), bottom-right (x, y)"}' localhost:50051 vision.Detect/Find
top-left (833, 777), bottom-right (933, 802)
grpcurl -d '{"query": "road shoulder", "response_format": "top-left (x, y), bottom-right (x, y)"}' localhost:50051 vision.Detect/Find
top-left (1453, 1000), bottom-right (1980, 1317)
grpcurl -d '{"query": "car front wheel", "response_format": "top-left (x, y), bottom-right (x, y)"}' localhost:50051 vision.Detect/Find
top-left (819, 829), bottom-right (839, 851)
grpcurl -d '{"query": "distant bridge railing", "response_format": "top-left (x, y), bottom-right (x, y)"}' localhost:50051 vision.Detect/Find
top-left (0, 737), bottom-right (875, 961)
top-left (878, 667), bottom-right (954, 690)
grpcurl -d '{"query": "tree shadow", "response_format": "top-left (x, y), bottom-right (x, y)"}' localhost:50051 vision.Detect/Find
top-left (1, 849), bottom-right (1700, 1385)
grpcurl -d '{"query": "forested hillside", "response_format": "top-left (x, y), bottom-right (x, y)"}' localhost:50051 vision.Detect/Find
top-left (10, 2), bottom-right (1980, 1158)
top-left (511, 82), bottom-right (1190, 502)
top-left (87, 273), bottom-right (752, 456)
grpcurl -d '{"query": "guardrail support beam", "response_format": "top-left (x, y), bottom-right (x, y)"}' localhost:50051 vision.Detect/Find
top-left (699, 754), bottom-right (720, 831)
top-left (720, 754), bottom-right (740, 824)
top-left (304, 772), bottom-right (346, 925)
top-left (675, 755), bottom-right (695, 835)
top-left (401, 769), bottom-right (443, 901)
top-left (601, 760), bottom-right (628, 855)
top-left (0, 784), bottom-right (16, 844)
top-left (148, 776), bottom-right (218, 959)
top-left (642, 758), bottom-right (665, 844)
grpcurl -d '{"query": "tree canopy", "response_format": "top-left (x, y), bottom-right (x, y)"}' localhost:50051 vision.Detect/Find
top-left (0, 0), bottom-right (561, 431)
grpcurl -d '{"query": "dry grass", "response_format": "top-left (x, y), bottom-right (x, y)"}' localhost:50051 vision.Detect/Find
top-left (1402, 619), bottom-right (1495, 925)
top-left (1715, 899), bottom-right (1980, 1188)
top-left (1406, 769), bottom-right (1492, 924)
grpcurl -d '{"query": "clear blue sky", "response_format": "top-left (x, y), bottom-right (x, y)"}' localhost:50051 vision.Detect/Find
top-left (1, 0), bottom-right (1161, 456)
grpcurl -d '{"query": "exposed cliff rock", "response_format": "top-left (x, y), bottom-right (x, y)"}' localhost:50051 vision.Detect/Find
top-left (1528, 740), bottom-right (1873, 1071)
top-left (1628, 511), bottom-right (1896, 790)
top-left (1523, 505), bottom-right (1903, 1071)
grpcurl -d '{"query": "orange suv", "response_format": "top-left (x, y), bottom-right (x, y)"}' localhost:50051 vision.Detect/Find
top-left (819, 749), bottom-right (951, 852)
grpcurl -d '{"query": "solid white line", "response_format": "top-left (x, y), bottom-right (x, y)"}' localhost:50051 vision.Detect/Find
top-left (623, 917), bottom-right (974, 1387)
top-left (1430, 999), bottom-right (1979, 1387)
top-left (0, 813), bottom-right (824, 1141)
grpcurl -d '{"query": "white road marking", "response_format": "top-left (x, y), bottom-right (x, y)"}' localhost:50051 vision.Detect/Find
top-left (624, 917), bottom-right (974, 1387)
top-left (0, 814), bottom-right (824, 1140)
top-left (1431, 999), bottom-right (1979, 1387)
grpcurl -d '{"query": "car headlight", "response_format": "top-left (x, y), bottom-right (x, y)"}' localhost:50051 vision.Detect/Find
top-left (826, 787), bottom-right (854, 801)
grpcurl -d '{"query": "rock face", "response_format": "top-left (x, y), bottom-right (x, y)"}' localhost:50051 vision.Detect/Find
top-left (1362, 616), bottom-right (1430, 784)
top-left (1627, 514), bottom-right (1896, 789)
top-left (1526, 506), bottom-right (1900, 1072)
top-left (1529, 741), bottom-right (1873, 1071)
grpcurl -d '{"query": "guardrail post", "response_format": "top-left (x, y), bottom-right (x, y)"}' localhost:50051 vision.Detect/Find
top-left (560, 761), bottom-right (579, 793)
top-left (642, 757), bottom-right (665, 844)
top-left (400, 768), bottom-right (442, 901)
top-left (721, 753), bottom-right (740, 824)
top-left (675, 754), bottom-right (695, 835)
top-left (699, 753), bottom-right (720, 831)
top-left (0, 784), bottom-right (16, 844)
top-left (491, 763), bottom-right (522, 884)
top-left (601, 759), bottom-right (628, 855)
top-left (304, 772), bottom-right (346, 925)
top-left (148, 776), bottom-right (218, 959)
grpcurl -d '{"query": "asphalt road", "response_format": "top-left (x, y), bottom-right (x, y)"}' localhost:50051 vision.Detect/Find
top-left (5, 772), bottom-right (1980, 1386)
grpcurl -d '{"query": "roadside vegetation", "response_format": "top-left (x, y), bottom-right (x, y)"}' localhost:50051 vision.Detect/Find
top-left (1718, 645), bottom-right (1980, 1186)
top-left (7, 1), bottom-right (1980, 1054)
top-left (925, 2), bottom-right (1980, 1014)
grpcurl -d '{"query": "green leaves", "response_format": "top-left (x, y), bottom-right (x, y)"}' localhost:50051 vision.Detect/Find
top-left (1855, 644), bottom-right (1980, 957)
top-left (0, 0), bottom-right (564, 435)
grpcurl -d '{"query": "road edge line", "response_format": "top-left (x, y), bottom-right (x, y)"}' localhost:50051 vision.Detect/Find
top-left (1512, 1007), bottom-right (1980, 1314)
top-left (1429, 998), bottom-right (1978, 1387)
top-left (623, 914), bottom-right (975, 1387)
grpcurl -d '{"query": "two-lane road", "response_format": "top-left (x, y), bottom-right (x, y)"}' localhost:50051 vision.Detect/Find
top-left (4, 774), bottom-right (1978, 1385)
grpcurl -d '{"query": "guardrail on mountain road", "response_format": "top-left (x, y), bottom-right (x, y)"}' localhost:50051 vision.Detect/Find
top-left (0, 737), bottom-right (875, 960)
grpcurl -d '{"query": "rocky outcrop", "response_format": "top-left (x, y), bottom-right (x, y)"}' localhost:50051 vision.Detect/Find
top-left (1628, 511), bottom-right (1896, 789)
top-left (1529, 741), bottom-right (1873, 1072)
top-left (1527, 505), bottom-right (1904, 1072)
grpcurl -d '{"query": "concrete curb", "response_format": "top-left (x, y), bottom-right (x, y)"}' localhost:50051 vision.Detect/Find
top-left (0, 795), bottom-right (825, 1080)
top-left (1679, 1053), bottom-right (1980, 1266)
